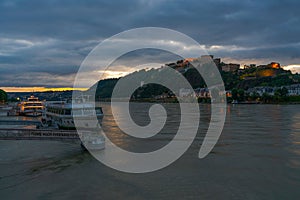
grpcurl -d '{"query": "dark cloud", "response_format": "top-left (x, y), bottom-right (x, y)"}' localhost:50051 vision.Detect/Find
top-left (0, 0), bottom-right (300, 86)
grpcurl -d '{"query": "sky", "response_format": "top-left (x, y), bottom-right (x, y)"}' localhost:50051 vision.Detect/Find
top-left (1, 0), bottom-right (300, 91)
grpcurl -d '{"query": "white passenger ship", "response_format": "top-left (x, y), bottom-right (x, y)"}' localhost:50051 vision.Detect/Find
top-left (41, 96), bottom-right (103, 130)
top-left (18, 95), bottom-right (44, 117)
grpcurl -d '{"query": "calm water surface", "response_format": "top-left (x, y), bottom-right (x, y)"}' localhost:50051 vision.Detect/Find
top-left (0, 104), bottom-right (300, 199)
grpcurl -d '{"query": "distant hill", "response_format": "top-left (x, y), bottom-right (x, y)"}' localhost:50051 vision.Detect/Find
top-left (87, 78), bottom-right (119, 99)
top-left (87, 63), bottom-right (300, 99)
top-left (218, 66), bottom-right (300, 90)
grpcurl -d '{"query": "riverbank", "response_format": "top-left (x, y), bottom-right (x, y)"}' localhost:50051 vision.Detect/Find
top-left (97, 97), bottom-right (300, 104)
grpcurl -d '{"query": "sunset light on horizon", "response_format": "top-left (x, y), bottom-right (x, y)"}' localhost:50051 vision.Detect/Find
top-left (0, 87), bottom-right (88, 93)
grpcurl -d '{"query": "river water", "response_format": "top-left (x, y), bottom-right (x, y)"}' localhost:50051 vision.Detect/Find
top-left (0, 104), bottom-right (300, 199)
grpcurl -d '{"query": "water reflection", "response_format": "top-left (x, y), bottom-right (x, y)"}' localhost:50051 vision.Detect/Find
top-left (1, 104), bottom-right (300, 199)
top-left (287, 110), bottom-right (300, 169)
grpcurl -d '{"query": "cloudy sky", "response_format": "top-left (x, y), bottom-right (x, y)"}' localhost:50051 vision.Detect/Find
top-left (1, 0), bottom-right (300, 90)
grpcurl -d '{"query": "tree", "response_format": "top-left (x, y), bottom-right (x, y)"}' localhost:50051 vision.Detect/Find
top-left (237, 89), bottom-right (245, 102)
top-left (231, 88), bottom-right (238, 100)
top-left (274, 87), bottom-right (289, 102)
top-left (280, 87), bottom-right (288, 97)
top-left (261, 92), bottom-right (272, 103)
top-left (0, 89), bottom-right (7, 103)
top-left (250, 91), bottom-right (260, 101)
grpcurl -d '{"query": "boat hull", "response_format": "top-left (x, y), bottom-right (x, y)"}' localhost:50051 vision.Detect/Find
top-left (43, 114), bottom-right (103, 130)
top-left (20, 111), bottom-right (43, 117)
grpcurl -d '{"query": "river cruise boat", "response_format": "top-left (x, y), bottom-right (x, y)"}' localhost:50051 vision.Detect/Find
top-left (41, 97), bottom-right (103, 130)
top-left (18, 95), bottom-right (44, 117)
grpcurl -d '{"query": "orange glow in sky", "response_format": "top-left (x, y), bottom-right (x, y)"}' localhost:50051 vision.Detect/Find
top-left (0, 87), bottom-right (88, 92)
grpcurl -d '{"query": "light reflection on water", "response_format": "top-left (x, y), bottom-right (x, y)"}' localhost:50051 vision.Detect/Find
top-left (0, 115), bottom-right (41, 121)
top-left (0, 104), bottom-right (300, 199)
top-left (287, 111), bottom-right (300, 169)
top-left (0, 110), bottom-right (41, 129)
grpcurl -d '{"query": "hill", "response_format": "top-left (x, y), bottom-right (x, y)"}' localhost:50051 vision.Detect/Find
top-left (88, 61), bottom-right (300, 100)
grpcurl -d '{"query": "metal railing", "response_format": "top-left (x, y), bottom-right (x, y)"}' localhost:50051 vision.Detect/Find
top-left (0, 128), bottom-right (79, 141)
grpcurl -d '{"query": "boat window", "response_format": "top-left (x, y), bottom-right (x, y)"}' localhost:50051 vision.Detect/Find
top-left (83, 108), bottom-right (93, 115)
top-left (96, 107), bottom-right (103, 114)
top-left (65, 109), bottom-right (71, 115)
top-left (28, 98), bottom-right (38, 101)
top-left (72, 109), bottom-right (82, 115)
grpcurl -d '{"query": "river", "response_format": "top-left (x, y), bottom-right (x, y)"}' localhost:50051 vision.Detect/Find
top-left (0, 104), bottom-right (299, 199)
